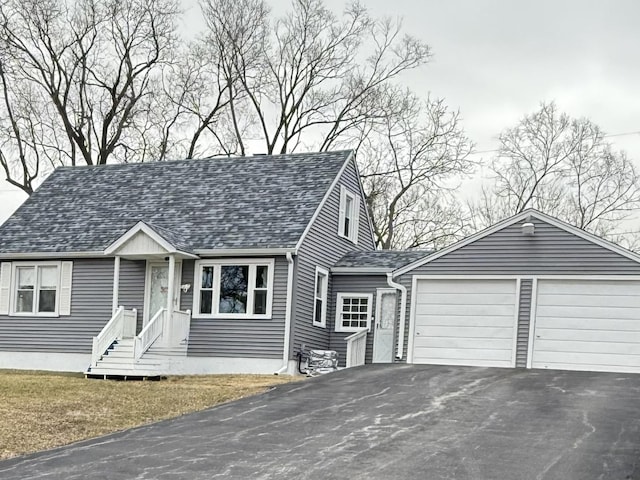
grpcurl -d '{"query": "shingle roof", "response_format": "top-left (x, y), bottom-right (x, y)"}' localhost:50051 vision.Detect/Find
top-left (333, 250), bottom-right (432, 271)
top-left (0, 151), bottom-right (352, 254)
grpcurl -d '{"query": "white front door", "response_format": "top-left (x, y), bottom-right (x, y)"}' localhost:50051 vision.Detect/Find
top-left (144, 262), bottom-right (182, 325)
top-left (372, 289), bottom-right (397, 363)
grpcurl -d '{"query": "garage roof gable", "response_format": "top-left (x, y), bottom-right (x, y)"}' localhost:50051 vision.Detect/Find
top-left (393, 209), bottom-right (640, 277)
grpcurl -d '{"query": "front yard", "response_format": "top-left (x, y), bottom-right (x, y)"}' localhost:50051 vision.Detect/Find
top-left (0, 370), bottom-right (298, 460)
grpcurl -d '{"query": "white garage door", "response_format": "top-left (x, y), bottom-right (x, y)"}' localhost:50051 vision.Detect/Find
top-left (532, 280), bottom-right (640, 373)
top-left (412, 279), bottom-right (518, 367)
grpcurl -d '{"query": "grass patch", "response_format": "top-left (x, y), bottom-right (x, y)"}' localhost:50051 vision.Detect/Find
top-left (0, 370), bottom-right (299, 460)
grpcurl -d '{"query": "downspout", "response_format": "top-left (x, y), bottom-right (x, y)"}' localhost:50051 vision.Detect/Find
top-left (387, 272), bottom-right (407, 360)
top-left (275, 252), bottom-right (295, 374)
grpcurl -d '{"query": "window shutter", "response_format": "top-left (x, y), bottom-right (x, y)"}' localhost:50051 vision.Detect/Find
top-left (338, 186), bottom-right (346, 237)
top-left (351, 194), bottom-right (360, 244)
top-left (0, 262), bottom-right (11, 315)
top-left (59, 261), bottom-right (73, 316)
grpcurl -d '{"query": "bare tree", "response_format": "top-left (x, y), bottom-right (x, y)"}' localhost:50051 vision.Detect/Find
top-left (199, 0), bottom-right (431, 155)
top-left (357, 93), bottom-right (474, 249)
top-left (471, 102), bottom-right (640, 240)
top-left (0, 0), bottom-right (180, 193)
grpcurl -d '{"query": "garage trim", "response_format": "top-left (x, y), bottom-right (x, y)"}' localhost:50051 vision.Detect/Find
top-left (407, 275), bottom-right (522, 365)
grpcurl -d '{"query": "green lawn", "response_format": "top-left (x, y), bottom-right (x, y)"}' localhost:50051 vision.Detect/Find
top-left (0, 370), bottom-right (298, 460)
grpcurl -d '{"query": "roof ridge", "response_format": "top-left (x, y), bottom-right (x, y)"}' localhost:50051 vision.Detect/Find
top-left (55, 150), bottom-right (354, 171)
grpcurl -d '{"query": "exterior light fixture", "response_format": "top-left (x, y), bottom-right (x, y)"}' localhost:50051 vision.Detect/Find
top-left (522, 222), bottom-right (535, 236)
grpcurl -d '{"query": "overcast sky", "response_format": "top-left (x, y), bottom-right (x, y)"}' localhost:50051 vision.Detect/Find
top-left (0, 0), bottom-right (638, 222)
top-left (324, 0), bottom-right (640, 158)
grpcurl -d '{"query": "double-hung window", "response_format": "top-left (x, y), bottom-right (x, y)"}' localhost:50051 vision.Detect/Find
top-left (195, 259), bottom-right (274, 318)
top-left (335, 293), bottom-right (373, 332)
top-left (338, 186), bottom-right (360, 244)
top-left (13, 263), bottom-right (59, 315)
top-left (313, 267), bottom-right (328, 327)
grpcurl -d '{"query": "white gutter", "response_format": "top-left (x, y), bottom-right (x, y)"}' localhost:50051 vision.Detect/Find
top-left (275, 252), bottom-right (295, 374)
top-left (331, 267), bottom-right (393, 275)
top-left (195, 247), bottom-right (297, 257)
top-left (0, 251), bottom-right (105, 259)
top-left (387, 272), bottom-right (407, 360)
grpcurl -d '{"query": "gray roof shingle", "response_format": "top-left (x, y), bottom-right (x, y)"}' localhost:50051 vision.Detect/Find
top-left (0, 151), bottom-right (352, 254)
top-left (333, 250), bottom-right (432, 271)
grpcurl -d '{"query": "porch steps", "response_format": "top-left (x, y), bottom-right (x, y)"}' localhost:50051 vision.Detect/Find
top-left (85, 338), bottom-right (188, 378)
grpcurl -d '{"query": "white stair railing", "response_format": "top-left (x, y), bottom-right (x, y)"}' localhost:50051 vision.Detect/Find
top-left (134, 308), bottom-right (165, 359)
top-left (345, 328), bottom-right (368, 368)
top-left (170, 310), bottom-right (191, 345)
top-left (91, 306), bottom-right (137, 366)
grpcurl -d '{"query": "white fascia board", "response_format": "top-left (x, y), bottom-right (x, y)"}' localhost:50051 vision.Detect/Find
top-left (194, 248), bottom-right (297, 257)
top-left (392, 208), bottom-right (640, 278)
top-left (0, 251), bottom-right (105, 259)
top-left (351, 154), bottom-right (377, 248)
top-left (330, 267), bottom-right (392, 275)
top-left (295, 151), bottom-right (354, 251)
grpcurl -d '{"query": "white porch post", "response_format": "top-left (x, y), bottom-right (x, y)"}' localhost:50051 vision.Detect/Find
top-left (166, 254), bottom-right (176, 341)
top-left (112, 256), bottom-right (121, 314)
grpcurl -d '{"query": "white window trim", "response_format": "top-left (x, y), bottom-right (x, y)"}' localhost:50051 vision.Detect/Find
top-left (335, 292), bottom-right (373, 333)
top-left (10, 261), bottom-right (62, 317)
top-left (192, 258), bottom-right (275, 319)
top-left (338, 185), bottom-right (360, 244)
top-left (313, 266), bottom-right (329, 328)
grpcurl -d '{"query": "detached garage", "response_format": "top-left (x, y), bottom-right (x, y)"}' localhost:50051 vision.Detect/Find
top-left (393, 209), bottom-right (640, 374)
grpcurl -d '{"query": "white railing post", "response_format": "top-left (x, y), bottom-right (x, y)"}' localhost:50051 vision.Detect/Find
top-left (166, 255), bottom-right (176, 345)
top-left (122, 308), bottom-right (137, 338)
top-left (91, 337), bottom-right (99, 366)
top-left (111, 256), bottom-right (120, 315)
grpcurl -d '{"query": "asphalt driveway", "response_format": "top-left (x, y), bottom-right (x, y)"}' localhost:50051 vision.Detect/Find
top-left (1, 365), bottom-right (639, 479)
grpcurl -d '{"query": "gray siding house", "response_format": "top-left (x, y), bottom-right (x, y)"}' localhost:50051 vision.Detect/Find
top-left (1, 149), bottom-right (640, 376)
top-left (0, 151), bottom-right (376, 375)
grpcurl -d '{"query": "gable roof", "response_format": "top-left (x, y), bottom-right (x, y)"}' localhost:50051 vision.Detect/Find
top-left (393, 208), bottom-right (640, 277)
top-left (332, 250), bottom-right (432, 274)
top-left (0, 151), bottom-right (353, 255)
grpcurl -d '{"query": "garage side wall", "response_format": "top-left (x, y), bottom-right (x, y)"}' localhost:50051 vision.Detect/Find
top-left (397, 217), bottom-right (640, 361)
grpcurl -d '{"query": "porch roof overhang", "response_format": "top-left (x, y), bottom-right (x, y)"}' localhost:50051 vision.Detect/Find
top-left (104, 221), bottom-right (199, 259)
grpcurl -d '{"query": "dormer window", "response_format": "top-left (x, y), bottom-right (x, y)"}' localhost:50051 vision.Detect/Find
top-left (338, 186), bottom-right (359, 244)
